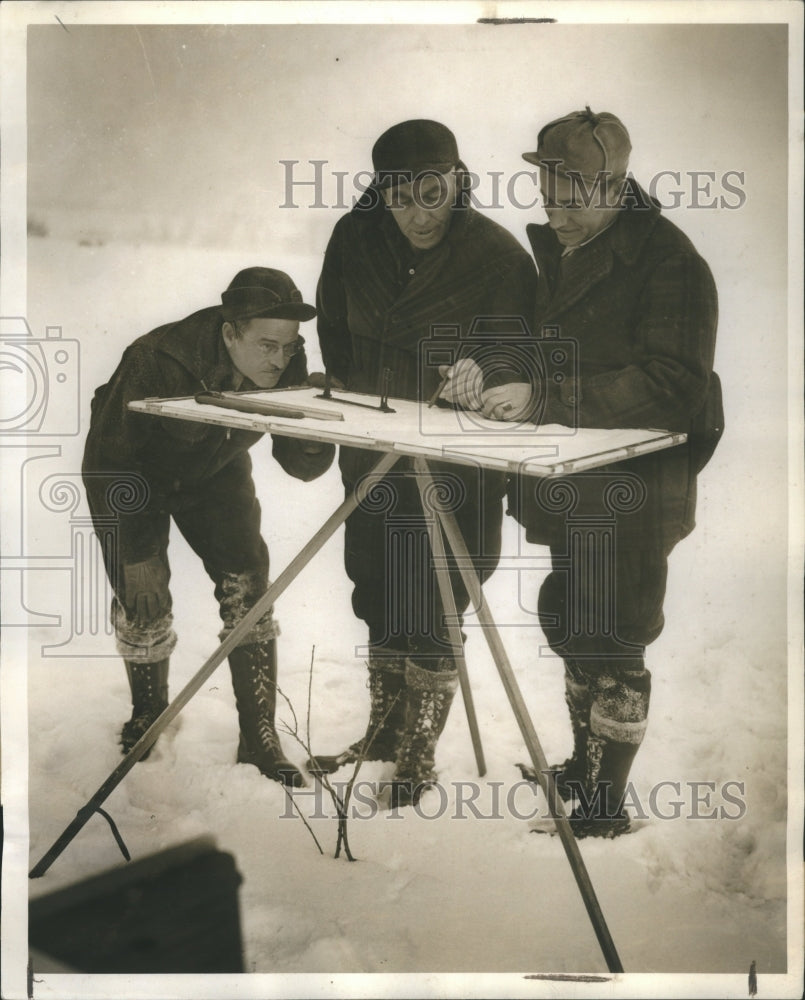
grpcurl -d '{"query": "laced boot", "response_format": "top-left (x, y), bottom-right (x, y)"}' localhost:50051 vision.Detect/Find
top-left (228, 640), bottom-right (305, 787)
top-left (120, 659), bottom-right (169, 758)
top-left (307, 654), bottom-right (407, 774)
top-left (389, 658), bottom-right (458, 809)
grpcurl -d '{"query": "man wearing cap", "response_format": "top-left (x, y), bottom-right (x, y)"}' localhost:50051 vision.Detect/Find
top-left (82, 267), bottom-right (335, 786)
top-left (499, 108), bottom-right (723, 837)
top-left (310, 119), bottom-right (537, 805)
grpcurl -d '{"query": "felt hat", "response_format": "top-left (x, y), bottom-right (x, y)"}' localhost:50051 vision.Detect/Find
top-left (221, 268), bottom-right (316, 322)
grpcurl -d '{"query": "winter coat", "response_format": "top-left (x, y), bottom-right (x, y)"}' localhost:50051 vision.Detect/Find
top-left (509, 186), bottom-right (723, 550)
top-left (82, 305), bottom-right (335, 507)
top-left (316, 196), bottom-right (538, 485)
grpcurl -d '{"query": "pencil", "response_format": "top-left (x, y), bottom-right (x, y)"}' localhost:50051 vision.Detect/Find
top-left (427, 372), bottom-right (450, 408)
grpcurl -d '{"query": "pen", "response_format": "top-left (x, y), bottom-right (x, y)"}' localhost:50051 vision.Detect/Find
top-left (427, 370), bottom-right (450, 408)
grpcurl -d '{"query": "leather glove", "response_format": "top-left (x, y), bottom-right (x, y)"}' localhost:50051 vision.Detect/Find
top-left (123, 557), bottom-right (171, 626)
top-left (272, 435), bottom-right (336, 482)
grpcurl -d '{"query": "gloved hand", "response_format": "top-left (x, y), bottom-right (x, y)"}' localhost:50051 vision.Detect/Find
top-left (272, 435), bottom-right (336, 482)
top-left (123, 557), bottom-right (171, 626)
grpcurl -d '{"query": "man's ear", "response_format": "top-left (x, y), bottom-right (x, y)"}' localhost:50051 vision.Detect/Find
top-left (221, 320), bottom-right (235, 346)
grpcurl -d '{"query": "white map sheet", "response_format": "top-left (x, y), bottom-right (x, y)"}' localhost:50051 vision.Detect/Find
top-left (129, 387), bottom-right (687, 478)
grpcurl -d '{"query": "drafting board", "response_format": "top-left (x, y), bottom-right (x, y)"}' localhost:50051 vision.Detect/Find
top-left (129, 387), bottom-right (687, 478)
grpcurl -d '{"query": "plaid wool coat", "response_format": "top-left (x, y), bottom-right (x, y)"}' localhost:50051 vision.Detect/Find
top-left (509, 184), bottom-right (723, 551)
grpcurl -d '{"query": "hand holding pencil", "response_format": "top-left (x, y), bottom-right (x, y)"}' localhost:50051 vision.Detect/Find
top-left (429, 358), bottom-right (485, 410)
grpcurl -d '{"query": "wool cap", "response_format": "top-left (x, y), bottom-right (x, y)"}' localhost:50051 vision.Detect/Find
top-left (221, 268), bottom-right (316, 322)
top-left (372, 119), bottom-right (460, 189)
top-left (523, 107), bottom-right (631, 182)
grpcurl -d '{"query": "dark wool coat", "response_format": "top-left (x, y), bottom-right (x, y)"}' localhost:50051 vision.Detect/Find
top-left (315, 196), bottom-right (537, 646)
top-left (316, 198), bottom-right (538, 485)
top-left (509, 186), bottom-right (723, 550)
top-left (83, 306), bottom-right (333, 508)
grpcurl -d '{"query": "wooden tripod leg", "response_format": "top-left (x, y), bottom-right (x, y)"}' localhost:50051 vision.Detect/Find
top-left (29, 449), bottom-right (402, 880)
top-left (431, 485), bottom-right (624, 975)
top-left (412, 458), bottom-right (486, 777)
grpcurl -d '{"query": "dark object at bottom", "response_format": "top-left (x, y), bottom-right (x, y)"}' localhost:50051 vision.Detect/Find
top-left (29, 837), bottom-right (244, 973)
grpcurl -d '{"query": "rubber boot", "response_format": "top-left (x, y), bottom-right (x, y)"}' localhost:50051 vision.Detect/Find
top-left (550, 661), bottom-right (593, 800)
top-left (569, 667), bottom-right (651, 839)
top-left (307, 654), bottom-right (407, 774)
top-left (568, 736), bottom-right (640, 838)
top-left (228, 639), bottom-right (305, 787)
top-left (120, 659), bottom-right (169, 759)
top-left (389, 658), bottom-right (458, 809)
top-left (518, 660), bottom-right (591, 800)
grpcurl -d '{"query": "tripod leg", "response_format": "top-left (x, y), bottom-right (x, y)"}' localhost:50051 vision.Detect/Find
top-left (426, 469), bottom-right (624, 975)
top-left (412, 458), bottom-right (486, 777)
top-left (29, 449), bottom-right (402, 880)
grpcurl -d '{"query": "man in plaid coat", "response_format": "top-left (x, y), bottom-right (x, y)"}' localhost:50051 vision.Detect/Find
top-left (501, 108), bottom-right (723, 837)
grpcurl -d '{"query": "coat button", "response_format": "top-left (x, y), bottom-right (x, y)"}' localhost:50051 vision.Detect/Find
top-left (408, 267), bottom-right (415, 276)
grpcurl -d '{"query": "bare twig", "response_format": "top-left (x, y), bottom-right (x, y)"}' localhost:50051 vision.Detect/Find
top-left (275, 648), bottom-right (404, 862)
top-left (306, 645), bottom-right (315, 751)
top-left (281, 787), bottom-right (324, 855)
top-left (275, 647), bottom-right (362, 861)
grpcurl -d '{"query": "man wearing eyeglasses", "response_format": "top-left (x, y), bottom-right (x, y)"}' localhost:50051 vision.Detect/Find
top-left (82, 267), bottom-right (335, 786)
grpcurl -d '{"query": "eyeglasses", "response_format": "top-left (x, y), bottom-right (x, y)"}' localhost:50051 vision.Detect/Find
top-left (253, 336), bottom-right (305, 359)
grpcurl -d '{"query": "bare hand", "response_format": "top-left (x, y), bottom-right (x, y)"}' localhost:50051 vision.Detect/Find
top-left (480, 382), bottom-right (536, 422)
top-left (307, 371), bottom-right (345, 390)
top-left (437, 359), bottom-right (484, 410)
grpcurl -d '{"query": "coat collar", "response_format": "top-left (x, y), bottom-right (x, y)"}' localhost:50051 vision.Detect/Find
top-left (526, 181), bottom-right (661, 321)
top-left (350, 201), bottom-right (475, 311)
top-left (154, 307), bottom-right (233, 391)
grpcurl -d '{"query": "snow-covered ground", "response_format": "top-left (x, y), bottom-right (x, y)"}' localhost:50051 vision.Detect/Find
top-left (4, 234), bottom-right (798, 997)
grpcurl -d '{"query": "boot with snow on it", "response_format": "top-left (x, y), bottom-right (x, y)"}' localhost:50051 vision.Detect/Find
top-left (228, 640), bottom-right (305, 788)
top-left (388, 658), bottom-right (458, 809)
top-left (567, 666), bottom-right (650, 839)
top-left (565, 738), bottom-right (639, 839)
top-left (528, 741), bottom-right (639, 839)
top-left (306, 654), bottom-right (407, 775)
top-left (120, 659), bottom-right (170, 759)
top-left (518, 661), bottom-right (593, 801)
top-left (549, 661), bottom-right (593, 801)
